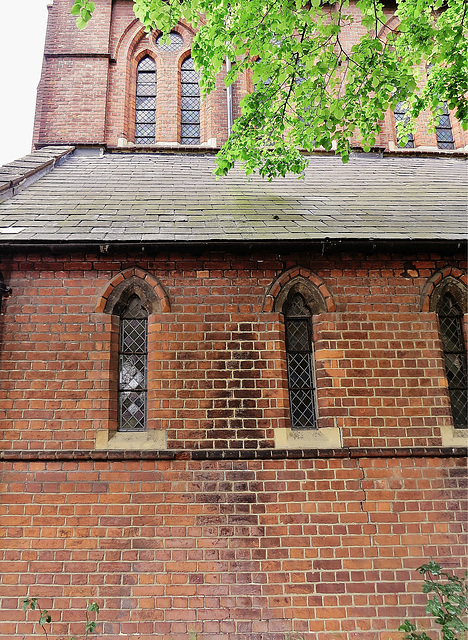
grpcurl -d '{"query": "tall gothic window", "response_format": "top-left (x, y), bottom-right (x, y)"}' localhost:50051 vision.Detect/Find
top-left (437, 293), bottom-right (467, 428)
top-left (180, 57), bottom-right (200, 144)
top-left (394, 101), bottom-right (415, 148)
top-left (436, 104), bottom-right (455, 150)
top-left (284, 293), bottom-right (317, 429)
top-left (135, 56), bottom-right (157, 144)
top-left (119, 295), bottom-right (148, 431)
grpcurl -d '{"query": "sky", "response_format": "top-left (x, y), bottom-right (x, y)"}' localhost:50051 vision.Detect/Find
top-left (0, 0), bottom-right (50, 166)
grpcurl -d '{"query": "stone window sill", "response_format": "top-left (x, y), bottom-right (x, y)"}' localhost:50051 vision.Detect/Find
top-left (274, 426), bottom-right (343, 450)
top-left (440, 425), bottom-right (468, 447)
top-left (95, 429), bottom-right (167, 450)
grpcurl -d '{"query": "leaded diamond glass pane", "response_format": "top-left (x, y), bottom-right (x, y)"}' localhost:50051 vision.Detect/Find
top-left (135, 137), bottom-right (154, 144)
top-left (137, 83), bottom-right (157, 97)
top-left (439, 316), bottom-right (464, 352)
top-left (135, 124), bottom-right (155, 138)
top-left (181, 83), bottom-right (200, 97)
top-left (437, 128), bottom-right (454, 142)
top-left (136, 96), bottom-right (156, 109)
top-left (284, 293), bottom-right (311, 318)
top-left (120, 391), bottom-right (146, 432)
top-left (121, 318), bottom-right (147, 352)
top-left (181, 124), bottom-right (200, 138)
top-left (438, 115), bottom-right (451, 128)
top-left (136, 110), bottom-right (157, 124)
top-left (181, 110), bottom-right (200, 124)
top-left (181, 57), bottom-right (195, 70)
top-left (156, 31), bottom-right (184, 51)
top-left (451, 389), bottom-right (468, 429)
top-left (444, 353), bottom-right (467, 388)
top-left (181, 96), bottom-right (200, 110)
top-left (290, 389), bottom-right (317, 428)
top-left (120, 354), bottom-right (147, 390)
top-left (138, 57), bottom-right (155, 71)
top-left (287, 319), bottom-right (310, 352)
top-left (438, 141), bottom-right (455, 149)
top-left (181, 70), bottom-right (200, 83)
top-left (288, 352), bottom-right (313, 387)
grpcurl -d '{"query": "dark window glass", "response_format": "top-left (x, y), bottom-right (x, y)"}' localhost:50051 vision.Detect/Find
top-left (135, 56), bottom-right (156, 144)
top-left (284, 293), bottom-right (317, 429)
top-left (438, 293), bottom-right (467, 428)
top-left (119, 295), bottom-right (148, 431)
top-left (180, 57), bottom-right (200, 145)
top-left (156, 31), bottom-right (184, 51)
top-left (394, 101), bottom-right (415, 148)
top-left (436, 103), bottom-right (455, 149)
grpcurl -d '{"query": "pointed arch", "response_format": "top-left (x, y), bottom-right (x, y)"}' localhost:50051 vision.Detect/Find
top-left (95, 268), bottom-right (171, 314)
top-left (422, 267), bottom-right (467, 430)
top-left (420, 266), bottom-right (467, 312)
top-left (262, 267), bottom-right (336, 313)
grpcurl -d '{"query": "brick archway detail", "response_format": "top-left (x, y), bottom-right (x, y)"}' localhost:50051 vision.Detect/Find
top-left (262, 267), bottom-right (336, 312)
top-left (95, 268), bottom-right (171, 313)
top-left (420, 266), bottom-right (467, 311)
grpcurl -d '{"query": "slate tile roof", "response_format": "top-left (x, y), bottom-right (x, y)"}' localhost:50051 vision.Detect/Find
top-left (0, 148), bottom-right (466, 242)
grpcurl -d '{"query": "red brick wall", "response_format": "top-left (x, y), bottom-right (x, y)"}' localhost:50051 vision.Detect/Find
top-left (0, 248), bottom-right (466, 639)
top-left (33, 0), bottom-right (468, 150)
top-left (1, 455), bottom-right (466, 640)
top-left (0, 248), bottom-right (466, 450)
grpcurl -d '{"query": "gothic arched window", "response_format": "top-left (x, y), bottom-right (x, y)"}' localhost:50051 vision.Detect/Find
top-left (436, 104), bottom-right (455, 150)
top-left (394, 101), bottom-right (415, 148)
top-left (119, 295), bottom-right (148, 431)
top-left (284, 293), bottom-right (317, 429)
top-left (180, 57), bottom-right (200, 144)
top-left (437, 293), bottom-right (467, 428)
top-left (135, 56), bottom-right (157, 144)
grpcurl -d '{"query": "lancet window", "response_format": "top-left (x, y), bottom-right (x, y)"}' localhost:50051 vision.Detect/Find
top-left (284, 293), bottom-right (317, 429)
top-left (118, 295), bottom-right (148, 431)
top-left (437, 292), bottom-right (467, 428)
top-left (135, 56), bottom-right (157, 144)
top-left (180, 57), bottom-right (200, 144)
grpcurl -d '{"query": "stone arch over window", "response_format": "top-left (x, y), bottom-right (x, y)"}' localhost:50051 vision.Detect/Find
top-left (422, 267), bottom-right (467, 431)
top-left (420, 266), bottom-right (467, 313)
top-left (262, 267), bottom-right (335, 313)
top-left (94, 269), bottom-right (170, 449)
top-left (95, 268), bottom-right (170, 315)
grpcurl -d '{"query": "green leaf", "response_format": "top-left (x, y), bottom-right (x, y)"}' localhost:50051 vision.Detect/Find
top-left (70, 4), bottom-right (81, 16)
top-left (76, 17), bottom-right (87, 30)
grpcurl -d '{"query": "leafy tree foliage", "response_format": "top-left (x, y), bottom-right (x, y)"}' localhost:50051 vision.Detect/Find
top-left (399, 562), bottom-right (468, 640)
top-left (72, 0), bottom-right (468, 177)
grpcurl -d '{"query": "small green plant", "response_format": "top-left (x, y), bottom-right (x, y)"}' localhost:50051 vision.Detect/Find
top-left (22, 597), bottom-right (99, 639)
top-left (399, 561), bottom-right (468, 640)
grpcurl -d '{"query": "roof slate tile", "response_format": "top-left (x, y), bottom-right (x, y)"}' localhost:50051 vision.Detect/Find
top-left (0, 150), bottom-right (465, 242)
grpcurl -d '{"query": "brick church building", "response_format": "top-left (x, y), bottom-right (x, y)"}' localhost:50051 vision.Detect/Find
top-left (0, 0), bottom-right (467, 638)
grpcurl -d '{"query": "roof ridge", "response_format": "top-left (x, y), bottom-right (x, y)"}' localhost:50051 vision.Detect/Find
top-left (0, 146), bottom-right (75, 204)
